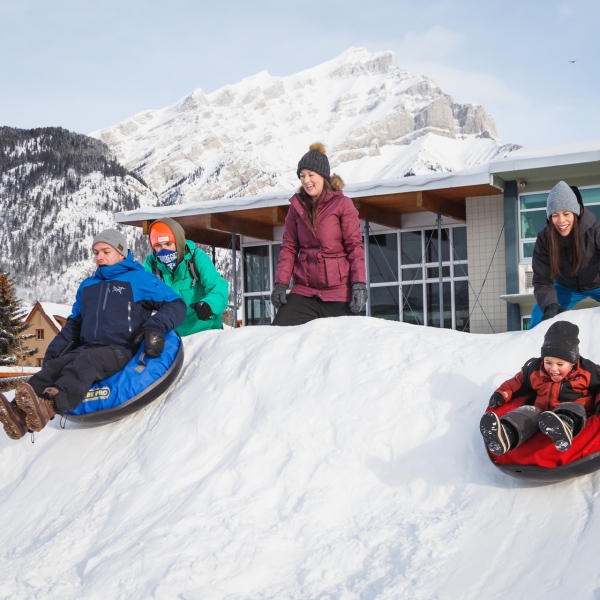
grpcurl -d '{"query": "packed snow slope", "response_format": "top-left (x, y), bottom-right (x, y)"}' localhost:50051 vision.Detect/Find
top-left (91, 47), bottom-right (519, 205)
top-left (3, 311), bottom-right (600, 599)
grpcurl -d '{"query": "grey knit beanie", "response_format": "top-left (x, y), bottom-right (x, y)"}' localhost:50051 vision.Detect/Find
top-left (541, 321), bottom-right (580, 364)
top-left (92, 229), bottom-right (128, 257)
top-left (297, 142), bottom-right (331, 182)
top-left (546, 181), bottom-right (581, 219)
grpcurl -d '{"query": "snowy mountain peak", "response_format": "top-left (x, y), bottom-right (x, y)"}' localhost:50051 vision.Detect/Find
top-left (91, 48), bottom-right (516, 205)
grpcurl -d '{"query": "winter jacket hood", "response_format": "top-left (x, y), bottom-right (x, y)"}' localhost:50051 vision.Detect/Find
top-left (274, 185), bottom-right (366, 302)
top-left (144, 240), bottom-right (229, 336)
top-left (532, 207), bottom-right (600, 311)
top-left (47, 252), bottom-right (186, 356)
top-left (149, 217), bottom-right (187, 267)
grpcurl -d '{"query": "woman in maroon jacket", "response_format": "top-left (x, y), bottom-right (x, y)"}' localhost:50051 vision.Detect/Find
top-left (271, 143), bottom-right (367, 326)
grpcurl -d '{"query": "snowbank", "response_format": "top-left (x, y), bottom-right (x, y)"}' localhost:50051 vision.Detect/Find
top-left (2, 311), bottom-right (600, 599)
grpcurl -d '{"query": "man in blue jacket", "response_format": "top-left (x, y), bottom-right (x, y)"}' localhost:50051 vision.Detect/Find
top-left (0, 229), bottom-right (186, 440)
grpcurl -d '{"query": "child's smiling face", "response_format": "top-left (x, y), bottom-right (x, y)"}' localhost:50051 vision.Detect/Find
top-left (543, 356), bottom-right (575, 382)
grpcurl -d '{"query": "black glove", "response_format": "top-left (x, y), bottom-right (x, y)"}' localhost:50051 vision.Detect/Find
top-left (349, 282), bottom-right (368, 314)
top-left (541, 304), bottom-right (568, 321)
top-left (42, 354), bottom-right (57, 368)
top-left (143, 328), bottom-right (165, 358)
top-left (488, 392), bottom-right (505, 408)
top-left (190, 301), bottom-right (213, 321)
top-left (271, 283), bottom-right (288, 308)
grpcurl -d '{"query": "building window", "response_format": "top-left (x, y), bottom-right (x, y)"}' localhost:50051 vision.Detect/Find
top-left (36, 358), bottom-right (43, 367)
top-left (242, 224), bottom-right (469, 330)
top-left (242, 245), bottom-right (272, 326)
top-left (369, 225), bottom-right (468, 330)
top-left (36, 329), bottom-right (44, 340)
top-left (519, 186), bottom-right (600, 262)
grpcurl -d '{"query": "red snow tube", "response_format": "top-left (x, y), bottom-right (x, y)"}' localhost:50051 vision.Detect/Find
top-left (486, 398), bottom-right (600, 483)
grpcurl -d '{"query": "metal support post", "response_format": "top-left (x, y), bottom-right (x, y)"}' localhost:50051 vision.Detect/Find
top-left (365, 216), bottom-right (371, 316)
top-left (232, 229), bottom-right (238, 328)
top-left (437, 209), bottom-right (444, 328)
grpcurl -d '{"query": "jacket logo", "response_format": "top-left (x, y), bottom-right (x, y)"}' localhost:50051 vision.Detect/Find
top-left (112, 286), bottom-right (125, 294)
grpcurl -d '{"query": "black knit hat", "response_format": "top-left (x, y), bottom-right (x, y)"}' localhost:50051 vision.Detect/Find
top-left (297, 142), bottom-right (330, 182)
top-left (541, 321), bottom-right (580, 363)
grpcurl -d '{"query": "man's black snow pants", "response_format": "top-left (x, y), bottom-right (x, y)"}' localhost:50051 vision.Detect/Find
top-left (28, 345), bottom-right (133, 414)
top-left (272, 293), bottom-right (357, 327)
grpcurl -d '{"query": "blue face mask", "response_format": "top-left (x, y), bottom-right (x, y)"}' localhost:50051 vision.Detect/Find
top-left (156, 248), bottom-right (178, 270)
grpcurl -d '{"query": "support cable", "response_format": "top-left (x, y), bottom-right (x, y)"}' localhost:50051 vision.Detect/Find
top-left (459, 224), bottom-right (505, 333)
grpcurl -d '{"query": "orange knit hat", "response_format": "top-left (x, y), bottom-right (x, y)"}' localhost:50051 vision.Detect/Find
top-left (149, 222), bottom-right (176, 248)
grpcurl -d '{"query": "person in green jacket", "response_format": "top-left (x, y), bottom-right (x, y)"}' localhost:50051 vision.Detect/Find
top-left (143, 218), bottom-right (229, 336)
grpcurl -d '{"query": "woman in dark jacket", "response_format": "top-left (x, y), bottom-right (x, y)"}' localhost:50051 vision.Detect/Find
top-left (530, 181), bottom-right (600, 327)
top-left (271, 143), bottom-right (367, 326)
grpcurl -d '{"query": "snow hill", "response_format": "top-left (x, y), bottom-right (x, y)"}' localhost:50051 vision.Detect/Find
top-left (91, 48), bottom-right (519, 205)
top-left (2, 311), bottom-right (600, 599)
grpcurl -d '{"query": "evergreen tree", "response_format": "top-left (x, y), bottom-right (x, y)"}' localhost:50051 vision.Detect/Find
top-left (0, 271), bottom-right (36, 365)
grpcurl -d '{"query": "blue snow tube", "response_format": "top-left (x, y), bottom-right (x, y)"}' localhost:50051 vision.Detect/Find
top-left (65, 331), bottom-right (184, 426)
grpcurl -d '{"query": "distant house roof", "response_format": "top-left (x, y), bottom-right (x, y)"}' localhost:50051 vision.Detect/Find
top-left (25, 301), bottom-right (72, 332)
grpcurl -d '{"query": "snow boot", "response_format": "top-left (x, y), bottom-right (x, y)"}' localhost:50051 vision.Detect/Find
top-left (0, 392), bottom-right (28, 440)
top-left (15, 383), bottom-right (57, 432)
top-left (538, 411), bottom-right (574, 452)
top-left (480, 412), bottom-right (517, 456)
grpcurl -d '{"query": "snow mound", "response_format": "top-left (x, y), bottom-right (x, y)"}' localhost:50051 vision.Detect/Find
top-left (2, 311), bottom-right (600, 598)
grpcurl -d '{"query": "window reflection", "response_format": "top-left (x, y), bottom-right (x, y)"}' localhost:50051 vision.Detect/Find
top-left (369, 234), bottom-right (398, 283)
top-left (371, 286), bottom-right (399, 321)
top-left (243, 246), bottom-right (270, 293)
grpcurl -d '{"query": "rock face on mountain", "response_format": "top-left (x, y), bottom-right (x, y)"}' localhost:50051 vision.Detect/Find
top-left (91, 48), bottom-right (517, 206)
top-left (0, 127), bottom-right (156, 302)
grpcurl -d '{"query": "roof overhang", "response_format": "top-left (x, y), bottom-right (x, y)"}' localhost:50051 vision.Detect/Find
top-left (116, 168), bottom-right (503, 248)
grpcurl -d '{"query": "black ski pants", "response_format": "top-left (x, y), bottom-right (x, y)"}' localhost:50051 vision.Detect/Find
top-left (272, 293), bottom-right (356, 327)
top-left (28, 345), bottom-right (133, 414)
top-left (501, 402), bottom-right (587, 448)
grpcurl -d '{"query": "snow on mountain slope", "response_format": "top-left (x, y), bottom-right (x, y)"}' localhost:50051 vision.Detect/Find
top-left (3, 312), bottom-right (600, 599)
top-left (0, 127), bottom-right (158, 303)
top-left (91, 48), bottom-right (519, 205)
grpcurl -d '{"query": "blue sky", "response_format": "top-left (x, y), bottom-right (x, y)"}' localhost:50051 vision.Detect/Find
top-left (1, 0), bottom-right (598, 147)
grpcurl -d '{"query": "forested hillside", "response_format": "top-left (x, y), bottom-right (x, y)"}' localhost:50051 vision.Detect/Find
top-left (0, 127), bottom-right (157, 302)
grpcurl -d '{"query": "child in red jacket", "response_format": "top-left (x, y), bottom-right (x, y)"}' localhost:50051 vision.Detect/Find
top-left (480, 321), bottom-right (600, 454)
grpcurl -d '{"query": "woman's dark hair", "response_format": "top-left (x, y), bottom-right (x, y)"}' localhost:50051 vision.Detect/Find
top-left (298, 178), bottom-right (333, 228)
top-left (547, 214), bottom-right (582, 279)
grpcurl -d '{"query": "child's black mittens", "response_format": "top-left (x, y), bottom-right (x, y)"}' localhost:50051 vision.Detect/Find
top-left (488, 392), bottom-right (505, 408)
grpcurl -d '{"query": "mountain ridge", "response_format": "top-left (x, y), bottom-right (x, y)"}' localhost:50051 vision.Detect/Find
top-left (91, 47), bottom-right (519, 206)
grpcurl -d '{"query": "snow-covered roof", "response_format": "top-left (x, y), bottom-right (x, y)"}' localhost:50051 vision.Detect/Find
top-left (489, 140), bottom-right (600, 174)
top-left (27, 302), bottom-right (72, 331)
top-left (40, 302), bottom-right (72, 319)
top-left (114, 139), bottom-right (600, 225)
top-left (115, 164), bottom-right (502, 222)
top-left (0, 366), bottom-right (40, 375)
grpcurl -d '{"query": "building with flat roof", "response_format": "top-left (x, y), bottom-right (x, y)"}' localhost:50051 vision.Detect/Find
top-left (115, 141), bottom-right (600, 333)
